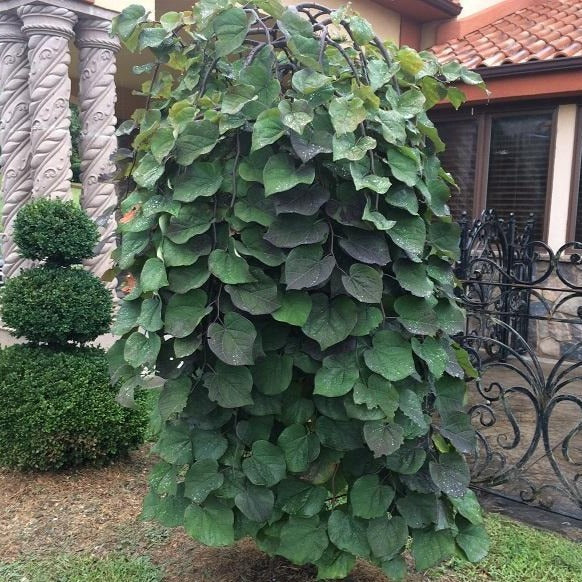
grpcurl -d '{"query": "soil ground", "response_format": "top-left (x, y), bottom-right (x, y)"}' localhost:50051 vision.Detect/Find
top-left (2, 446), bottom-right (581, 582)
top-left (0, 447), bottom-right (402, 582)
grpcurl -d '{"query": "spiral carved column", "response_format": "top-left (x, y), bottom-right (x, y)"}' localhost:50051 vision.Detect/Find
top-left (76, 18), bottom-right (120, 280)
top-left (18, 4), bottom-right (77, 200)
top-left (0, 14), bottom-right (33, 279)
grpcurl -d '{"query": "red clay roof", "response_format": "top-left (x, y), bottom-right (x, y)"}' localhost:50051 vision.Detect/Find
top-left (432, 0), bottom-right (582, 69)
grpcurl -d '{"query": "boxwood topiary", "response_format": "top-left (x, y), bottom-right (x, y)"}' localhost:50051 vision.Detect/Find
top-left (0, 345), bottom-right (148, 470)
top-left (13, 198), bottom-right (99, 265)
top-left (0, 199), bottom-right (147, 471)
top-left (110, 1), bottom-right (488, 579)
top-left (1, 265), bottom-right (112, 345)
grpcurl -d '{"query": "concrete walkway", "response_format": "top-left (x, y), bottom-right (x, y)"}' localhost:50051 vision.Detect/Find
top-left (0, 326), bottom-right (115, 349)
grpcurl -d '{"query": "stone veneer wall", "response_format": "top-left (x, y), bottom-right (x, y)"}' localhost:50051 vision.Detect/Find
top-left (528, 259), bottom-right (582, 360)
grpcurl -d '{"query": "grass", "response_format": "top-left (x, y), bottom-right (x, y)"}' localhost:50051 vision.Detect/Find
top-left (1, 513), bottom-right (580, 582)
top-left (0, 554), bottom-right (162, 582)
top-left (431, 513), bottom-right (582, 582)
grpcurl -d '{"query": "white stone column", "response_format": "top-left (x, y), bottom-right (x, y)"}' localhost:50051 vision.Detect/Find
top-left (547, 104), bottom-right (578, 249)
top-left (18, 4), bottom-right (77, 200)
top-left (76, 17), bottom-right (120, 279)
top-left (0, 13), bottom-right (33, 279)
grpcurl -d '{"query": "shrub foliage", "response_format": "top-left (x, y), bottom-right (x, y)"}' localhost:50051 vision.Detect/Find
top-left (0, 345), bottom-right (148, 470)
top-left (110, 1), bottom-right (488, 578)
top-left (0, 200), bottom-right (145, 470)
top-left (13, 198), bottom-right (99, 265)
top-left (1, 266), bottom-right (112, 345)
top-left (3, 198), bottom-right (112, 346)
top-left (14, 198), bottom-right (99, 265)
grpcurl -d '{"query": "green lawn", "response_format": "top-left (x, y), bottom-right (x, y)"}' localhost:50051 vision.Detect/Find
top-left (0, 555), bottom-right (161, 582)
top-left (432, 513), bottom-right (582, 582)
top-left (1, 513), bottom-right (580, 582)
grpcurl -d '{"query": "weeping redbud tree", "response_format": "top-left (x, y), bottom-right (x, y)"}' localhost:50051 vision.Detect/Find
top-left (109, 1), bottom-right (488, 578)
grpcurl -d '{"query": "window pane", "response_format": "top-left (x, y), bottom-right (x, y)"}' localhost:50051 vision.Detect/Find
top-left (486, 113), bottom-right (553, 241)
top-left (436, 119), bottom-right (478, 220)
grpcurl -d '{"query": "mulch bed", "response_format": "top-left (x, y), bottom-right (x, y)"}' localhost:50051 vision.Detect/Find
top-left (0, 447), bottom-right (403, 581)
top-left (0, 449), bottom-right (151, 561)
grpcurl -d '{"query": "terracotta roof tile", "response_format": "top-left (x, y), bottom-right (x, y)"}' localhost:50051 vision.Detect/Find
top-left (432, 0), bottom-right (582, 68)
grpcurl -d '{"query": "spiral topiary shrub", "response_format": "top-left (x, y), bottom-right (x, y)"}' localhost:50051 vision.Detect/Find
top-left (0, 345), bottom-right (148, 470)
top-left (0, 199), bottom-right (147, 470)
top-left (13, 198), bottom-right (99, 265)
top-left (110, 1), bottom-right (488, 579)
top-left (1, 266), bottom-right (112, 345)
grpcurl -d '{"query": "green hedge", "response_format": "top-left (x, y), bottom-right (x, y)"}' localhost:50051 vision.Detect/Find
top-left (1, 266), bottom-right (112, 345)
top-left (13, 198), bottom-right (99, 265)
top-left (0, 345), bottom-right (148, 470)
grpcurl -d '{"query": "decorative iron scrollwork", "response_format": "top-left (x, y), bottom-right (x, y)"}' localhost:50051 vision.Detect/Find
top-left (458, 211), bottom-right (582, 519)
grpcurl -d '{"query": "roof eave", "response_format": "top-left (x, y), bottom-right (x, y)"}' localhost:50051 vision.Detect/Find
top-left (378, 0), bottom-right (461, 22)
top-left (423, 0), bottom-right (462, 17)
top-left (475, 57), bottom-right (582, 79)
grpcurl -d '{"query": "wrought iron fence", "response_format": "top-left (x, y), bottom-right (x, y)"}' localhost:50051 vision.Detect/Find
top-left (457, 210), bottom-right (582, 520)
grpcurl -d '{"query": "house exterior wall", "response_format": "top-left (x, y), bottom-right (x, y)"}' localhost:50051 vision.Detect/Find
top-left (115, 86), bottom-right (145, 120)
top-left (104, 0), bottom-right (403, 119)
top-left (538, 104), bottom-right (581, 358)
top-left (400, 16), bottom-right (422, 49)
top-left (421, 23), bottom-right (438, 50)
top-left (529, 262), bottom-right (582, 360)
top-left (459, 0), bottom-right (506, 16)
top-left (94, 0), bottom-right (402, 43)
top-left (94, 0), bottom-right (403, 104)
top-left (443, 77), bottom-right (582, 251)
top-left (94, 0), bottom-right (155, 14)
top-left (298, 0), bottom-right (401, 43)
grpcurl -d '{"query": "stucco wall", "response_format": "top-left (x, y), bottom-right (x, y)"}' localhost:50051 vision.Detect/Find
top-left (282, 0), bottom-right (401, 43)
top-left (151, 0), bottom-right (400, 43)
top-left (116, 86), bottom-right (146, 120)
top-left (459, 0), bottom-right (506, 17)
top-left (94, 0), bottom-right (155, 15)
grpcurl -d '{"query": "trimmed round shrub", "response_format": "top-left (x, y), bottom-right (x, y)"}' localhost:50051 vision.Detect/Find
top-left (0, 345), bottom-right (149, 470)
top-left (1, 265), bottom-right (112, 345)
top-left (13, 198), bottom-right (99, 265)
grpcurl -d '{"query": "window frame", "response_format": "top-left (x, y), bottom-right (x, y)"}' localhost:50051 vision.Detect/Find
top-left (434, 114), bottom-right (482, 217)
top-left (433, 104), bottom-right (559, 241)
